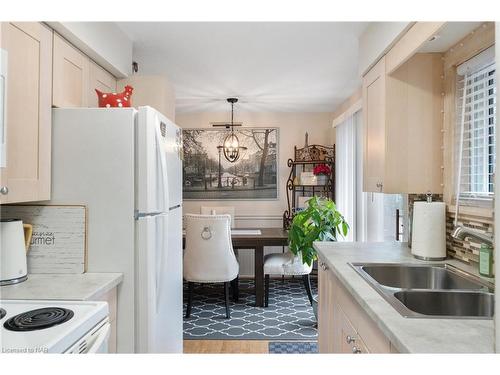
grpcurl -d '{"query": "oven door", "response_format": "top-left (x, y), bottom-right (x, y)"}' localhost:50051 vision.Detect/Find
top-left (65, 319), bottom-right (110, 354)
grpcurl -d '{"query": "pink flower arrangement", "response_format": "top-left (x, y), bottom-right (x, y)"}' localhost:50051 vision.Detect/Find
top-left (313, 164), bottom-right (331, 176)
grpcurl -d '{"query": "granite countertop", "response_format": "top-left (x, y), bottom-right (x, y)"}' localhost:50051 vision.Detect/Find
top-left (314, 241), bottom-right (495, 353)
top-left (0, 273), bottom-right (123, 301)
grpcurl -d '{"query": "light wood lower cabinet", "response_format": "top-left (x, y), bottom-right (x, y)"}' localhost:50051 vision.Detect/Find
top-left (318, 258), bottom-right (397, 354)
top-left (337, 305), bottom-right (370, 354)
top-left (0, 22), bottom-right (52, 203)
top-left (318, 260), bottom-right (334, 352)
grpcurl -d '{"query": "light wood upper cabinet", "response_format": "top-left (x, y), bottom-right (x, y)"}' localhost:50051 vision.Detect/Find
top-left (0, 22), bottom-right (53, 203)
top-left (385, 22), bottom-right (445, 74)
top-left (52, 33), bottom-right (89, 108)
top-left (362, 53), bottom-right (444, 194)
top-left (363, 56), bottom-right (386, 193)
top-left (88, 60), bottom-right (117, 107)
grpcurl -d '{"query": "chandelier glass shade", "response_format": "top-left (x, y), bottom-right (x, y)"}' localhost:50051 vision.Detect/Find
top-left (223, 132), bottom-right (242, 162)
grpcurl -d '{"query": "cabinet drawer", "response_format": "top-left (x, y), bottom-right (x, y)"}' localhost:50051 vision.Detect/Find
top-left (333, 273), bottom-right (391, 353)
top-left (338, 304), bottom-right (370, 354)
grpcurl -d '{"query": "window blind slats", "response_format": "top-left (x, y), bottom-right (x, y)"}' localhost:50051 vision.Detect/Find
top-left (455, 61), bottom-right (496, 200)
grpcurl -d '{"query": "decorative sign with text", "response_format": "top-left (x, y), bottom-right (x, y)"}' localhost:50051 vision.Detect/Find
top-left (1, 205), bottom-right (86, 273)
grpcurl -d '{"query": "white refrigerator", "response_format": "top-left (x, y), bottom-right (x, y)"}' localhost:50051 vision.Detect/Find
top-left (49, 106), bottom-right (183, 353)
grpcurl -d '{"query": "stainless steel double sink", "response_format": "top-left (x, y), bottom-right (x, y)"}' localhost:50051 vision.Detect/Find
top-left (350, 263), bottom-right (494, 319)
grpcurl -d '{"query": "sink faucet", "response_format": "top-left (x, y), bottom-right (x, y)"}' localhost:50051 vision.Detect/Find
top-left (451, 226), bottom-right (494, 247)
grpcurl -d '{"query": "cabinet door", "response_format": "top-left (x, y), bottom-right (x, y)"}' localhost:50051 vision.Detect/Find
top-left (362, 56), bottom-right (386, 193)
top-left (0, 22), bottom-right (52, 203)
top-left (52, 33), bottom-right (89, 108)
top-left (318, 260), bottom-right (334, 353)
top-left (338, 306), bottom-right (369, 354)
top-left (88, 61), bottom-right (116, 107)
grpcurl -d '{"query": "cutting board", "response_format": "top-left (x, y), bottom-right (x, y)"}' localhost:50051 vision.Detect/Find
top-left (1, 205), bottom-right (87, 273)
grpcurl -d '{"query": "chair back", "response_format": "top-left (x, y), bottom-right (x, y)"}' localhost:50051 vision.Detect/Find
top-left (200, 206), bottom-right (235, 228)
top-left (284, 251), bottom-right (313, 275)
top-left (183, 214), bottom-right (239, 283)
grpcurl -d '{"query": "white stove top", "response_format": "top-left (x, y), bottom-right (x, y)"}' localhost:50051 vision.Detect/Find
top-left (0, 300), bottom-right (108, 353)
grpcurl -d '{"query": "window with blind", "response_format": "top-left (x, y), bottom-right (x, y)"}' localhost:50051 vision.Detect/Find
top-left (455, 47), bottom-right (496, 202)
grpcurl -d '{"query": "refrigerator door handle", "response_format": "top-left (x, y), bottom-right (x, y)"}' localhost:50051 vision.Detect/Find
top-left (155, 215), bottom-right (165, 313)
top-left (154, 119), bottom-right (169, 212)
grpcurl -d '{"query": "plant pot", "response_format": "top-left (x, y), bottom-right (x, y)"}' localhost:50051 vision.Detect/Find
top-left (315, 175), bottom-right (328, 185)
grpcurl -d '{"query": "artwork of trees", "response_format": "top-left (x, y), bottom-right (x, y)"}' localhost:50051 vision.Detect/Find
top-left (182, 128), bottom-right (278, 200)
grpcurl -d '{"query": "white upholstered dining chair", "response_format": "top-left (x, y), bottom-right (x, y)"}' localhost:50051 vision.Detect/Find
top-left (263, 251), bottom-right (314, 307)
top-left (183, 214), bottom-right (239, 319)
top-left (200, 206), bottom-right (235, 228)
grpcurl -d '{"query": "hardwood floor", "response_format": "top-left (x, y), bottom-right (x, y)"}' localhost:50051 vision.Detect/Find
top-left (183, 340), bottom-right (269, 354)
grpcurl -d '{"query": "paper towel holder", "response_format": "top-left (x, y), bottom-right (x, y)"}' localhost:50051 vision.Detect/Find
top-left (426, 191), bottom-right (433, 203)
top-left (411, 194), bottom-right (447, 261)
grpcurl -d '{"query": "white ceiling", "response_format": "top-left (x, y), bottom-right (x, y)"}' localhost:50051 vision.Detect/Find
top-left (116, 22), bottom-right (369, 113)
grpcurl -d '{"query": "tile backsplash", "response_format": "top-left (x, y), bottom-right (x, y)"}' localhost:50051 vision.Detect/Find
top-left (408, 194), bottom-right (494, 271)
top-left (446, 209), bottom-right (494, 268)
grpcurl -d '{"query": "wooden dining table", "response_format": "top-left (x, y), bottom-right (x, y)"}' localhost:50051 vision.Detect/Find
top-left (183, 227), bottom-right (289, 307)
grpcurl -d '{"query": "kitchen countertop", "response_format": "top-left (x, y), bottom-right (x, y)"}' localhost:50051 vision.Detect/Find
top-left (314, 241), bottom-right (495, 353)
top-left (0, 273), bottom-right (123, 301)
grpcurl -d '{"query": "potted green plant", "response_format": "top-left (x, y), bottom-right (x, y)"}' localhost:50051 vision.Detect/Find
top-left (288, 196), bottom-right (349, 318)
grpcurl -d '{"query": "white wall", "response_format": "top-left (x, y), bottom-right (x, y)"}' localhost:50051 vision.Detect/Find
top-left (177, 111), bottom-right (334, 276)
top-left (117, 75), bottom-right (176, 122)
top-left (358, 22), bottom-right (411, 76)
top-left (47, 22), bottom-right (132, 78)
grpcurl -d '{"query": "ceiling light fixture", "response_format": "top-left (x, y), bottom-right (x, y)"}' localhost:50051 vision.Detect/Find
top-left (221, 98), bottom-right (246, 163)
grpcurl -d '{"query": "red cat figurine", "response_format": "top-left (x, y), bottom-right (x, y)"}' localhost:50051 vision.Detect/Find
top-left (95, 85), bottom-right (134, 108)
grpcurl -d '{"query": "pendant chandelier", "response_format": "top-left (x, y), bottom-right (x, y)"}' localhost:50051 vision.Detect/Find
top-left (222, 98), bottom-right (246, 163)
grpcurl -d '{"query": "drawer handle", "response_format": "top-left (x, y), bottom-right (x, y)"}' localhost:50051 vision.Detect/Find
top-left (0, 186), bottom-right (8, 195)
top-left (346, 335), bottom-right (356, 344)
top-left (352, 346), bottom-right (362, 354)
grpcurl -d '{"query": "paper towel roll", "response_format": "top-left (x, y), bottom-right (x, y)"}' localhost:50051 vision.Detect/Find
top-left (411, 201), bottom-right (446, 260)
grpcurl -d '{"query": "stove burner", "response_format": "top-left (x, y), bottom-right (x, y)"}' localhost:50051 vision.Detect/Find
top-left (0, 308), bottom-right (6, 320)
top-left (3, 307), bottom-right (74, 331)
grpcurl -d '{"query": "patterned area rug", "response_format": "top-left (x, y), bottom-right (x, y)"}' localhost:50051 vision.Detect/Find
top-left (183, 278), bottom-right (317, 340)
top-left (268, 342), bottom-right (318, 354)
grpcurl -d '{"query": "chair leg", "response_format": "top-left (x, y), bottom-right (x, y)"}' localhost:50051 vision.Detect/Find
top-left (231, 276), bottom-right (239, 302)
top-left (185, 282), bottom-right (194, 318)
top-left (264, 274), bottom-right (270, 307)
top-left (302, 274), bottom-right (314, 306)
top-left (224, 282), bottom-right (231, 319)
